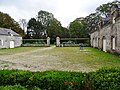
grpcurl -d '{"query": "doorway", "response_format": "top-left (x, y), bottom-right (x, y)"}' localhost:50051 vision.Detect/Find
top-left (102, 37), bottom-right (106, 52)
top-left (10, 41), bottom-right (15, 48)
top-left (112, 37), bottom-right (115, 50)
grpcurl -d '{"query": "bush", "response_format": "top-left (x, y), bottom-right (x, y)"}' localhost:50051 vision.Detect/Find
top-left (0, 70), bottom-right (84, 90)
top-left (0, 67), bottom-right (120, 90)
top-left (0, 70), bottom-right (33, 86)
top-left (89, 67), bottom-right (120, 90)
top-left (0, 85), bottom-right (27, 90)
top-left (27, 70), bottom-right (84, 90)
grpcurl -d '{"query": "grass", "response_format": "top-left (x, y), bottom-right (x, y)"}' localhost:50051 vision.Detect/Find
top-left (0, 46), bottom-right (120, 72)
top-left (0, 47), bottom-right (45, 55)
top-left (48, 47), bottom-right (120, 72)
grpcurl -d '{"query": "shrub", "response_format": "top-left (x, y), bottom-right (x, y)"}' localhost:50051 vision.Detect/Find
top-left (0, 85), bottom-right (27, 90)
top-left (0, 67), bottom-right (120, 90)
top-left (0, 70), bottom-right (84, 90)
top-left (81, 72), bottom-right (94, 90)
top-left (0, 70), bottom-right (33, 86)
top-left (90, 67), bottom-right (120, 90)
top-left (31, 86), bottom-right (41, 90)
top-left (27, 70), bottom-right (84, 90)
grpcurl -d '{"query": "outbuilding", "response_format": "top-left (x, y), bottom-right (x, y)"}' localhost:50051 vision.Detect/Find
top-left (0, 28), bottom-right (22, 48)
top-left (90, 4), bottom-right (120, 54)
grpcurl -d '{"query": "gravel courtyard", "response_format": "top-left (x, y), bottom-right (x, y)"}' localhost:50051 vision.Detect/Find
top-left (0, 46), bottom-right (120, 72)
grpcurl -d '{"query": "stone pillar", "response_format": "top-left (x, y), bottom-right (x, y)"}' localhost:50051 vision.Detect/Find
top-left (47, 37), bottom-right (50, 46)
top-left (56, 37), bottom-right (60, 47)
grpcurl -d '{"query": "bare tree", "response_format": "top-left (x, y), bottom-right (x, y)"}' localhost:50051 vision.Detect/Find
top-left (19, 19), bottom-right (27, 33)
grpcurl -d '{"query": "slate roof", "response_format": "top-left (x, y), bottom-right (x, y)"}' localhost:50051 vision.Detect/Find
top-left (0, 28), bottom-right (21, 37)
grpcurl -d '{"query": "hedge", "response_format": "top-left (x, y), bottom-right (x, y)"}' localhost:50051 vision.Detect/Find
top-left (90, 67), bottom-right (120, 90)
top-left (0, 67), bottom-right (120, 90)
top-left (0, 85), bottom-right (27, 90)
top-left (0, 85), bottom-right (41, 90)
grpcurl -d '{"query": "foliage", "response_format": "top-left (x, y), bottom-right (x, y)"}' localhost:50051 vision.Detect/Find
top-left (90, 67), bottom-right (120, 90)
top-left (69, 18), bottom-right (89, 38)
top-left (27, 18), bottom-right (44, 39)
top-left (60, 27), bottom-right (70, 38)
top-left (37, 10), bottom-right (55, 38)
top-left (0, 70), bottom-right (33, 86)
top-left (0, 85), bottom-right (27, 90)
top-left (63, 81), bottom-right (73, 90)
top-left (23, 39), bottom-right (46, 44)
top-left (47, 18), bottom-right (62, 38)
top-left (30, 71), bottom-right (84, 90)
top-left (37, 10), bottom-right (54, 28)
top-left (84, 13), bottom-right (100, 32)
top-left (80, 67), bottom-right (120, 90)
top-left (96, 3), bottom-right (112, 18)
top-left (0, 67), bottom-right (120, 90)
top-left (0, 70), bottom-right (84, 90)
top-left (27, 10), bottom-right (64, 39)
top-left (84, 0), bottom-right (120, 33)
top-left (62, 41), bottom-right (75, 44)
top-left (0, 11), bottom-right (24, 36)
top-left (96, 0), bottom-right (120, 18)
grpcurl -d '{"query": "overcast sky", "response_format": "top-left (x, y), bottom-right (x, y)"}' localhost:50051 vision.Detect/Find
top-left (0, 0), bottom-right (114, 27)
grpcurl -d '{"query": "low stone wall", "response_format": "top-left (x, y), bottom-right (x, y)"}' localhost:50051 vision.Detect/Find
top-left (22, 44), bottom-right (50, 47)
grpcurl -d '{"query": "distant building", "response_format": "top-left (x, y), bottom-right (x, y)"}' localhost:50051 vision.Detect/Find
top-left (0, 28), bottom-right (22, 48)
top-left (90, 4), bottom-right (120, 54)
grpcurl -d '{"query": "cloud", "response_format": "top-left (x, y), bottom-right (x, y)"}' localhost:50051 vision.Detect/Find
top-left (0, 0), bottom-right (114, 27)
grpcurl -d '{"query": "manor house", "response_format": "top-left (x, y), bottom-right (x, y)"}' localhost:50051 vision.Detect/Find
top-left (90, 4), bottom-right (120, 54)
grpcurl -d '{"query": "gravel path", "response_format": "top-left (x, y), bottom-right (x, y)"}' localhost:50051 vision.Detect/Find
top-left (0, 46), bottom-right (57, 71)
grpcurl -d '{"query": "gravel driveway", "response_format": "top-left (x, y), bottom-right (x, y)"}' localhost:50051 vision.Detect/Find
top-left (0, 46), bottom-right (57, 71)
top-left (0, 46), bottom-right (93, 72)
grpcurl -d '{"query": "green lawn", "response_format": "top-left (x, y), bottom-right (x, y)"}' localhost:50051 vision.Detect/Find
top-left (0, 47), bottom-right (45, 55)
top-left (0, 46), bottom-right (120, 72)
top-left (49, 47), bottom-right (120, 72)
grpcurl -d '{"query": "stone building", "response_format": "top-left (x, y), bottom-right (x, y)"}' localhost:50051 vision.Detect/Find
top-left (0, 28), bottom-right (22, 48)
top-left (90, 4), bottom-right (120, 54)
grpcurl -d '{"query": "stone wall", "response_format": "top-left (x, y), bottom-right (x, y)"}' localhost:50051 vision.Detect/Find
top-left (0, 35), bottom-right (22, 48)
top-left (90, 18), bottom-right (120, 54)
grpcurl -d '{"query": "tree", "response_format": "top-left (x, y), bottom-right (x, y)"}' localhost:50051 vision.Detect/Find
top-left (47, 18), bottom-right (62, 38)
top-left (85, 0), bottom-right (120, 33)
top-left (27, 18), bottom-right (44, 39)
top-left (85, 13), bottom-right (101, 33)
top-left (37, 10), bottom-right (54, 37)
top-left (27, 10), bottom-right (64, 39)
top-left (69, 18), bottom-right (89, 38)
top-left (0, 12), bottom-right (24, 36)
top-left (19, 19), bottom-right (27, 33)
top-left (60, 27), bottom-right (69, 38)
top-left (96, 0), bottom-right (120, 18)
